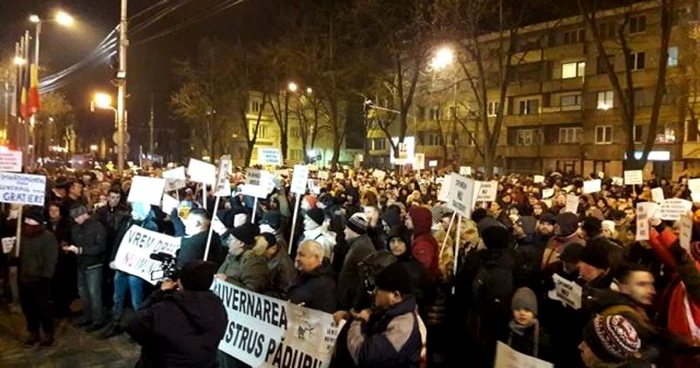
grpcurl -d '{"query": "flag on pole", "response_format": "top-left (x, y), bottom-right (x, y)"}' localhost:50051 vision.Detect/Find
top-left (28, 63), bottom-right (40, 114)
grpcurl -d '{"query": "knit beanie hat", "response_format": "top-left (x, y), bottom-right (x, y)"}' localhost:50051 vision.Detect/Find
top-left (583, 315), bottom-right (641, 363)
top-left (539, 212), bottom-right (556, 225)
top-left (305, 208), bottom-right (325, 227)
top-left (347, 213), bottom-right (368, 235)
top-left (179, 260), bottom-right (218, 291)
top-left (24, 206), bottom-right (45, 224)
top-left (69, 203), bottom-right (89, 219)
top-left (555, 212), bottom-right (580, 237)
top-left (581, 216), bottom-right (602, 235)
top-left (579, 238), bottom-right (610, 270)
top-left (225, 223), bottom-right (259, 246)
top-left (374, 261), bottom-right (413, 295)
top-left (511, 287), bottom-right (538, 315)
top-left (261, 211), bottom-right (281, 230)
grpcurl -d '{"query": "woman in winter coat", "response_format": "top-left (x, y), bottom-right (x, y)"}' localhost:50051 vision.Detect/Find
top-left (387, 228), bottom-right (436, 317)
top-left (407, 207), bottom-right (439, 279)
top-left (507, 288), bottom-right (552, 363)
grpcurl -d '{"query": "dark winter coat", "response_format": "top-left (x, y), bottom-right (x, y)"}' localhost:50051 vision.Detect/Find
top-left (287, 261), bottom-right (337, 313)
top-left (265, 248), bottom-right (296, 299)
top-left (96, 203), bottom-right (130, 251)
top-left (337, 234), bottom-right (375, 310)
top-left (71, 217), bottom-right (107, 268)
top-left (124, 289), bottom-right (227, 368)
top-left (19, 228), bottom-right (58, 282)
top-left (47, 217), bottom-right (72, 245)
top-left (218, 250), bottom-right (269, 293)
top-left (507, 322), bottom-right (553, 362)
top-left (388, 230), bottom-right (436, 317)
top-left (408, 207), bottom-right (438, 279)
top-left (110, 215), bottom-right (160, 262)
top-left (176, 230), bottom-right (225, 269)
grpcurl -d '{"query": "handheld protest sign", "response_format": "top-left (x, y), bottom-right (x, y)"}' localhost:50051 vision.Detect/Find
top-left (258, 147), bottom-right (283, 166)
top-left (162, 167), bottom-right (186, 192)
top-left (582, 179), bottom-right (601, 194)
top-left (0, 151), bottom-right (23, 172)
top-left (624, 170), bottom-right (643, 186)
top-left (113, 226), bottom-right (181, 284)
top-left (127, 176), bottom-right (166, 206)
top-left (205, 156), bottom-right (232, 261)
top-left (288, 165), bottom-right (310, 254)
top-left (187, 158), bottom-right (216, 185)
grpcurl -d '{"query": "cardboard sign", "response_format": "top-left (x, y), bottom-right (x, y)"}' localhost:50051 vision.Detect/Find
top-left (428, 160), bottom-right (438, 168)
top-left (187, 158), bottom-right (216, 185)
top-left (624, 170), bottom-right (643, 185)
top-left (438, 176), bottom-right (452, 202)
top-left (651, 187), bottom-right (665, 203)
top-left (334, 172), bottom-right (345, 180)
top-left (213, 155), bottom-right (232, 197)
top-left (549, 274), bottom-right (582, 310)
top-left (692, 192), bottom-right (700, 203)
top-left (688, 178), bottom-right (700, 193)
top-left (128, 176), bottom-right (166, 206)
top-left (459, 166), bottom-right (472, 176)
top-left (0, 173), bottom-right (46, 206)
top-left (635, 202), bottom-right (659, 241)
top-left (612, 177), bottom-right (624, 186)
top-left (290, 165), bottom-right (309, 194)
top-left (533, 175), bottom-right (545, 184)
top-left (475, 180), bottom-right (498, 202)
top-left (2, 237), bottom-right (15, 254)
top-left (582, 179), bottom-right (601, 194)
top-left (246, 169), bottom-right (263, 186)
top-left (372, 169), bottom-right (386, 181)
top-left (447, 173), bottom-right (475, 217)
top-left (161, 194), bottom-right (179, 215)
top-left (658, 199), bottom-right (692, 221)
top-left (211, 215), bottom-right (229, 236)
top-left (258, 147), bottom-right (283, 166)
top-left (680, 215), bottom-right (693, 252)
top-left (113, 225), bottom-right (181, 284)
top-left (494, 341), bottom-right (553, 368)
top-left (0, 151), bottom-right (23, 173)
top-left (211, 279), bottom-right (341, 368)
top-left (162, 167), bottom-right (186, 192)
top-left (564, 194), bottom-right (579, 214)
top-left (542, 188), bottom-right (554, 199)
top-left (414, 153), bottom-right (425, 170)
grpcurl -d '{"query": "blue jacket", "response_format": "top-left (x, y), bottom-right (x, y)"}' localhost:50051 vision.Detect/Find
top-left (347, 297), bottom-right (422, 368)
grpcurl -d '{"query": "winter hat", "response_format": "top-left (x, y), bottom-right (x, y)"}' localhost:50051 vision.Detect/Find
top-left (539, 212), bottom-right (556, 225)
top-left (132, 202), bottom-right (151, 219)
top-left (583, 315), bottom-right (641, 363)
top-left (581, 216), bottom-right (602, 235)
top-left (259, 232), bottom-right (278, 249)
top-left (261, 211), bottom-right (281, 230)
top-left (602, 220), bottom-right (617, 236)
top-left (559, 243), bottom-right (584, 263)
top-left (579, 238), bottom-right (610, 270)
top-left (69, 203), bottom-right (89, 219)
top-left (555, 212), bottom-right (580, 237)
top-left (179, 260), bottom-right (218, 291)
top-left (511, 287), bottom-right (538, 315)
top-left (303, 195), bottom-right (317, 209)
top-left (305, 208), bottom-right (325, 227)
top-left (225, 223), bottom-right (259, 246)
top-left (374, 261), bottom-right (413, 295)
top-left (347, 213), bottom-right (368, 235)
top-left (24, 206), bottom-right (45, 224)
top-left (481, 225), bottom-right (511, 250)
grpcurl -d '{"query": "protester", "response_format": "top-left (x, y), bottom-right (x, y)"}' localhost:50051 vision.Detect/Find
top-left (173, 208), bottom-right (225, 267)
top-left (261, 232), bottom-right (295, 298)
top-left (579, 315), bottom-right (643, 367)
top-left (288, 239), bottom-right (337, 313)
top-left (46, 201), bottom-right (75, 318)
top-left (337, 213), bottom-right (375, 310)
top-left (407, 206), bottom-right (439, 279)
top-left (299, 207), bottom-right (336, 261)
top-left (506, 287), bottom-right (552, 362)
top-left (215, 223), bottom-right (268, 292)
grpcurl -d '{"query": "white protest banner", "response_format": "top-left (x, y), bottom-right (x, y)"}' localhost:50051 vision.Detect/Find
top-left (582, 179), bottom-right (601, 194)
top-left (318, 171), bottom-right (329, 180)
top-left (680, 215), bottom-right (693, 252)
top-left (214, 156), bottom-right (232, 196)
top-left (438, 176), bottom-right (453, 202)
top-left (291, 165), bottom-right (310, 195)
top-left (161, 194), bottom-right (179, 215)
top-left (0, 151), bottom-right (23, 172)
top-left (241, 184), bottom-right (270, 199)
top-left (658, 198), bottom-right (692, 221)
top-left (258, 147), bottom-right (283, 166)
top-left (459, 166), bottom-right (472, 176)
top-left (128, 176), bottom-right (166, 206)
top-left (2, 237), bottom-right (15, 254)
top-left (334, 172), bottom-right (345, 180)
top-left (447, 173), bottom-right (475, 218)
top-left (549, 274), bottom-right (582, 310)
top-left (113, 226), bottom-right (181, 284)
top-left (635, 202), bottom-right (658, 241)
top-left (372, 169), bottom-right (386, 181)
top-left (624, 170), bottom-right (643, 185)
top-left (564, 194), bottom-right (579, 214)
top-left (651, 187), bottom-right (665, 203)
top-left (692, 192), bottom-right (700, 203)
top-left (429, 160), bottom-right (438, 168)
top-left (0, 172), bottom-right (46, 206)
top-left (187, 158), bottom-right (216, 185)
top-left (542, 188), bottom-right (554, 199)
top-left (612, 177), bottom-right (624, 186)
top-left (475, 180), bottom-right (498, 202)
top-left (688, 178), bottom-right (700, 193)
top-left (414, 153), bottom-right (425, 170)
top-left (211, 279), bottom-right (341, 368)
top-left (533, 175), bottom-right (545, 184)
top-left (494, 341), bottom-right (553, 368)
top-left (162, 167), bottom-right (186, 192)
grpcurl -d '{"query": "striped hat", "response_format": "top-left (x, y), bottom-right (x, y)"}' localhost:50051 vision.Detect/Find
top-left (346, 213), bottom-right (368, 235)
top-left (583, 315), bottom-right (641, 363)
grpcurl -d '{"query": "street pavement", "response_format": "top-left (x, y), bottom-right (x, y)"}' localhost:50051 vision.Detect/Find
top-left (0, 303), bottom-right (139, 368)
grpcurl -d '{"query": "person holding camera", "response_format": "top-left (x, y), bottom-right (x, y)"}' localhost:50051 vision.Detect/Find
top-left (124, 260), bottom-right (227, 368)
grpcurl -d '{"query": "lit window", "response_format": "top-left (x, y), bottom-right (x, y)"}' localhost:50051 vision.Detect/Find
top-left (597, 91), bottom-right (614, 110)
top-left (668, 47), bottom-right (679, 67)
top-left (562, 61), bottom-right (586, 79)
top-left (595, 125), bottom-right (613, 144)
top-left (516, 129), bottom-right (541, 146)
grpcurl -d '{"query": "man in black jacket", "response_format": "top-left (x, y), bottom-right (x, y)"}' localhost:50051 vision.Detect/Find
top-left (173, 208), bottom-right (225, 268)
top-left (65, 203), bottom-right (107, 332)
top-left (124, 260), bottom-right (227, 368)
top-left (288, 239), bottom-right (337, 313)
top-left (95, 186), bottom-right (130, 311)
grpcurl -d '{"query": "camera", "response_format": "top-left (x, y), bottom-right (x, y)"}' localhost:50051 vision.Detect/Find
top-left (150, 252), bottom-right (179, 281)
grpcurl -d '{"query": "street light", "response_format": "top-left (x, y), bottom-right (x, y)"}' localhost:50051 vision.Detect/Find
top-left (306, 87), bottom-right (313, 94)
top-left (93, 92), bottom-right (114, 110)
top-left (13, 56), bottom-right (26, 66)
top-left (55, 11), bottom-right (75, 26)
top-left (29, 15), bottom-right (40, 23)
top-left (288, 82), bottom-right (298, 92)
top-left (431, 47), bottom-right (454, 71)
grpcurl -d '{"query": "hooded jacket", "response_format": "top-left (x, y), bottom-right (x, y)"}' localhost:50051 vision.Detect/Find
top-left (124, 289), bottom-right (227, 368)
top-left (19, 226), bottom-right (58, 282)
top-left (409, 207), bottom-right (439, 279)
top-left (387, 230), bottom-right (436, 316)
top-left (287, 261), bottom-right (337, 313)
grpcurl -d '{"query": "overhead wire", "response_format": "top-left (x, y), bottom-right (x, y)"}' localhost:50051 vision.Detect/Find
top-left (129, 0), bottom-right (170, 21)
top-left (129, 0), bottom-right (194, 36)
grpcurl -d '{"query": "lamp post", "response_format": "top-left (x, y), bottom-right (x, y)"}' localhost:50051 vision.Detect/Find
top-left (91, 92), bottom-right (119, 162)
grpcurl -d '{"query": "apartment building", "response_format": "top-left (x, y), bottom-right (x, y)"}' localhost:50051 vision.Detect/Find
top-left (371, 1), bottom-right (700, 179)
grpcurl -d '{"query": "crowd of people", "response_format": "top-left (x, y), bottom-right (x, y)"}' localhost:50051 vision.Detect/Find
top-left (1, 165), bottom-right (700, 367)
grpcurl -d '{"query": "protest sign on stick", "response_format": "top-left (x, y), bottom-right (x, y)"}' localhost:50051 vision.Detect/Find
top-left (127, 176), bottom-right (166, 206)
top-left (114, 226), bottom-right (181, 285)
top-left (162, 167), bottom-right (186, 192)
top-left (205, 156), bottom-right (231, 261)
top-left (494, 341), bottom-right (553, 368)
top-left (635, 202), bottom-right (659, 241)
top-left (288, 165), bottom-right (309, 254)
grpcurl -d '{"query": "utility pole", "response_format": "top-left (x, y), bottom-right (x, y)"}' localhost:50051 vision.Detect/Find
top-left (117, 0), bottom-right (128, 174)
top-left (149, 93), bottom-right (154, 154)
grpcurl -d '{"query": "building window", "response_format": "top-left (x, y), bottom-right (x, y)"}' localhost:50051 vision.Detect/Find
top-left (425, 133), bottom-right (442, 146)
top-left (417, 106), bottom-right (426, 121)
top-left (595, 125), bottom-right (613, 144)
top-left (656, 126), bottom-right (677, 143)
top-left (597, 91), bottom-right (614, 110)
top-left (449, 106), bottom-right (458, 119)
top-left (516, 129), bottom-right (541, 146)
top-left (562, 61), bottom-right (586, 79)
top-left (487, 101), bottom-right (499, 117)
top-left (254, 125), bottom-right (268, 139)
top-left (560, 93), bottom-right (583, 107)
top-left (563, 29), bottom-right (586, 44)
top-left (629, 15), bottom-right (647, 34)
top-left (597, 55), bottom-right (615, 74)
top-left (627, 52), bottom-right (646, 70)
top-left (558, 127), bottom-right (583, 144)
top-left (633, 124), bottom-right (643, 143)
top-left (518, 99), bottom-right (539, 115)
top-left (290, 126), bottom-right (300, 138)
top-left (668, 47), bottom-right (679, 67)
top-left (466, 132), bottom-right (477, 146)
top-left (430, 107), bottom-right (441, 121)
top-left (251, 100), bottom-right (261, 113)
top-left (371, 138), bottom-right (386, 151)
top-left (599, 22), bottom-right (616, 39)
top-left (290, 149), bottom-right (303, 161)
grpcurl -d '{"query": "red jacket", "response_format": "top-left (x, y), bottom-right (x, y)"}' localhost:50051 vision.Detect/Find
top-left (409, 207), bottom-right (438, 279)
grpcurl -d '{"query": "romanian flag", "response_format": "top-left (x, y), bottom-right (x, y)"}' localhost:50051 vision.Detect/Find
top-left (28, 63), bottom-right (40, 115)
top-left (19, 86), bottom-right (28, 120)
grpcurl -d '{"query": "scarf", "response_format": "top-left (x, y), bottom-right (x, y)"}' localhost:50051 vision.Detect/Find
top-left (23, 223), bottom-right (44, 237)
top-left (507, 319), bottom-right (540, 358)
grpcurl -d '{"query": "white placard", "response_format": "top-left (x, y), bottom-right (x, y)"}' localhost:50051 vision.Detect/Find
top-left (161, 194), bottom-right (179, 215)
top-left (549, 274), bottom-right (582, 310)
top-left (542, 188), bottom-right (554, 199)
top-left (113, 225), bottom-right (181, 284)
top-left (598, 171), bottom-right (605, 179)
top-left (0, 151), bottom-right (23, 173)
top-left (318, 171), bottom-right (329, 180)
top-left (651, 187), bottom-right (665, 203)
top-left (658, 198), bottom-right (692, 221)
top-left (583, 179), bottom-right (601, 194)
top-left (688, 178), bottom-right (700, 193)
top-left (127, 176), bottom-right (166, 206)
top-left (624, 170), bottom-right (643, 185)
top-left (214, 156), bottom-right (232, 197)
top-left (187, 158), bottom-right (216, 185)
top-left (494, 341), bottom-right (553, 368)
top-left (447, 173), bottom-right (475, 217)
top-left (533, 175), bottom-right (545, 184)
top-left (680, 214), bottom-right (693, 252)
top-left (635, 202), bottom-right (659, 241)
top-left (564, 194), bottom-right (579, 214)
top-left (211, 215), bottom-right (229, 236)
top-left (240, 184), bottom-right (269, 199)
top-left (372, 169), bottom-right (386, 181)
top-left (2, 237), bottom-right (15, 254)
top-left (612, 177), bottom-right (624, 186)
top-left (334, 172), bottom-right (345, 180)
top-left (258, 147), bottom-right (283, 166)
top-left (692, 192), bottom-right (700, 203)
top-left (459, 166), bottom-right (472, 176)
top-left (290, 165), bottom-right (309, 194)
top-left (162, 167), bottom-right (186, 192)
top-left (211, 279), bottom-right (341, 367)
top-left (474, 180), bottom-right (498, 202)
top-left (246, 169), bottom-right (262, 186)
top-left (0, 172), bottom-right (46, 206)
top-left (428, 160), bottom-right (438, 168)
top-left (414, 153), bottom-right (425, 170)
top-left (438, 176), bottom-right (452, 202)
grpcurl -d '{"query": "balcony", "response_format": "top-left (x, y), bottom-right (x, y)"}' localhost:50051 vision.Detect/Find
top-left (543, 43), bottom-right (586, 61)
top-left (542, 77), bottom-right (585, 93)
top-left (500, 144), bottom-right (582, 158)
top-left (682, 142), bottom-right (700, 159)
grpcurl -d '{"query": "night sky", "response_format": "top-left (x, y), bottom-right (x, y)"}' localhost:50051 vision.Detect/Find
top-left (0, 0), bottom-right (278, 159)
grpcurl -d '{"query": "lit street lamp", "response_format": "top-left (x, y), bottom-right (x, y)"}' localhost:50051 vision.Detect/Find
top-left (288, 82), bottom-right (298, 92)
top-left (431, 47), bottom-right (454, 71)
top-left (93, 92), bottom-right (115, 111)
top-left (13, 56), bottom-right (26, 65)
top-left (306, 87), bottom-right (313, 94)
